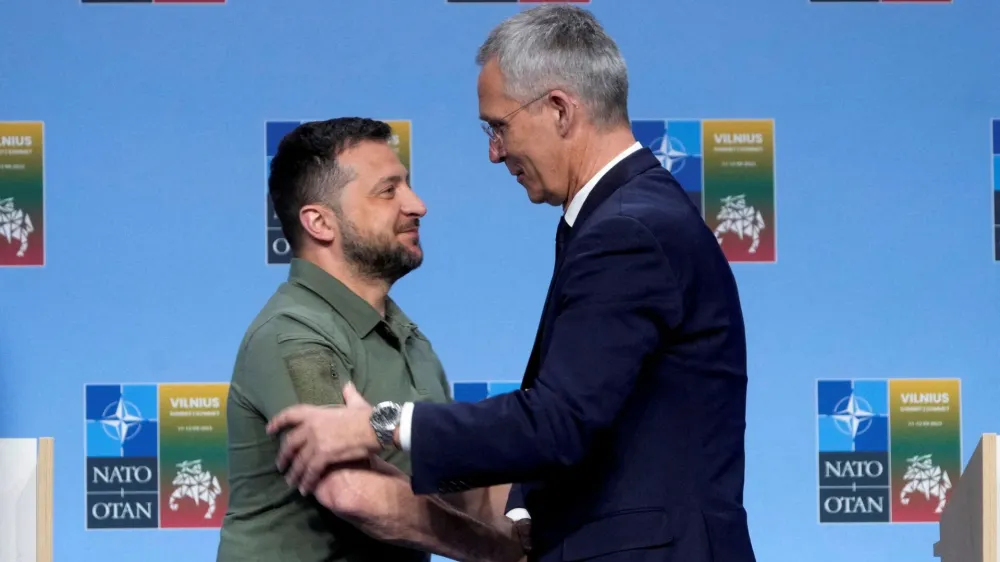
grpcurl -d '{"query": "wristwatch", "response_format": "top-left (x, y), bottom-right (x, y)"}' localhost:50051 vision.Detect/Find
top-left (370, 401), bottom-right (403, 450)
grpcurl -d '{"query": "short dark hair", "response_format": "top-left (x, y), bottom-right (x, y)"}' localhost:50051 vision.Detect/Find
top-left (268, 117), bottom-right (394, 253)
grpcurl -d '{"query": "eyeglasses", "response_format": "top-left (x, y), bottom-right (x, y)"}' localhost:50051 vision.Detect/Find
top-left (480, 91), bottom-right (550, 150)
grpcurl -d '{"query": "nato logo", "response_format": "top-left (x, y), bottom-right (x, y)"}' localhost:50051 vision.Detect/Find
top-left (631, 119), bottom-right (703, 213)
top-left (84, 384), bottom-right (160, 529)
top-left (816, 379), bottom-right (890, 523)
top-left (266, 121), bottom-right (301, 265)
top-left (452, 381), bottom-right (521, 402)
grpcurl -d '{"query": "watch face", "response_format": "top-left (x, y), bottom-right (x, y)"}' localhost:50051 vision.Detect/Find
top-left (374, 403), bottom-right (400, 426)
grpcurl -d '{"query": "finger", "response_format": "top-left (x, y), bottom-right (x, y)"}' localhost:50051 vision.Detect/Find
top-left (291, 450), bottom-right (313, 492)
top-left (342, 382), bottom-right (367, 408)
top-left (285, 441), bottom-right (313, 491)
top-left (514, 520), bottom-right (532, 552)
top-left (300, 455), bottom-right (325, 494)
top-left (302, 447), bottom-right (362, 491)
top-left (275, 427), bottom-right (305, 472)
top-left (276, 426), bottom-right (308, 472)
top-left (267, 405), bottom-right (311, 435)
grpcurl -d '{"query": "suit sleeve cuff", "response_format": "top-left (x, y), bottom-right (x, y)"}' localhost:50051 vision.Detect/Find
top-left (399, 401), bottom-right (414, 452)
top-left (505, 508), bottom-right (531, 521)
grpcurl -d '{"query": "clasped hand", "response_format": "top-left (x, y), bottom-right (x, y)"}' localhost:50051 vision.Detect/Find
top-left (266, 382), bottom-right (381, 494)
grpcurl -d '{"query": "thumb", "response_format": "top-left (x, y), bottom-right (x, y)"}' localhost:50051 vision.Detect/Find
top-left (343, 382), bottom-right (367, 408)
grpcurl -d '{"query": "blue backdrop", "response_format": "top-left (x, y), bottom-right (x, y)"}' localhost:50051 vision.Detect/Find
top-left (2, 0), bottom-right (998, 561)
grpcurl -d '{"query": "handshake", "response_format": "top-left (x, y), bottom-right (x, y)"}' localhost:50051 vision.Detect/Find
top-left (265, 383), bottom-right (531, 562)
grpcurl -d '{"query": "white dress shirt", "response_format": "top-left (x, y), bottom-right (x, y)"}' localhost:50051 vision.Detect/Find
top-left (398, 141), bottom-right (644, 521)
top-left (562, 141), bottom-right (642, 227)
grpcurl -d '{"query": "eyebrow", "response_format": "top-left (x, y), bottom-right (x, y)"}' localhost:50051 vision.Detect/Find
top-left (369, 173), bottom-right (409, 193)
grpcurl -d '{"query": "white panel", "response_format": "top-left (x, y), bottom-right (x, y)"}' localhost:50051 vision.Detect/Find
top-left (0, 438), bottom-right (37, 562)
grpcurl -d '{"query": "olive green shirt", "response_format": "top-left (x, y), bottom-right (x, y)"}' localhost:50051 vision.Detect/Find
top-left (217, 258), bottom-right (453, 562)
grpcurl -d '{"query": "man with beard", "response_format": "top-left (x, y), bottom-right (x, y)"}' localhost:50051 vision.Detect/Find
top-left (216, 118), bottom-right (525, 562)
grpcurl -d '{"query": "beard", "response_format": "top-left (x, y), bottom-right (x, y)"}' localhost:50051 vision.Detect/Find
top-left (336, 211), bottom-right (423, 285)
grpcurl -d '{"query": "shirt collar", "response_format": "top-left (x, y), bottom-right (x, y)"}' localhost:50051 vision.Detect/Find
top-left (288, 258), bottom-right (412, 337)
top-left (563, 141), bottom-right (642, 227)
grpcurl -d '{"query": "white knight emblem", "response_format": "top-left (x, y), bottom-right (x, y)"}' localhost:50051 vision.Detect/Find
top-left (0, 197), bottom-right (33, 258)
top-left (713, 194), bottom-right (764, 254)
top-left (900, 453), bottom-right (952, 514)
top-left (169, 459), bottom-right (222, 519)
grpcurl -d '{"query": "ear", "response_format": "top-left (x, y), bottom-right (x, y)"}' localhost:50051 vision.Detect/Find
top-left (299, 204), bottom-right (337, 244)
top-left (548, 90), bottom-right (578, 137)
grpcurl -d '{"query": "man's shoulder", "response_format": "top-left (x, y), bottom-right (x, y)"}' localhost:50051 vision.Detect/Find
top-left (589, 167), bottom-right (723, 257)
top-left (236, 283), bottom-right (356, 364)
top-left (622, 168), bottom-right (706, 228)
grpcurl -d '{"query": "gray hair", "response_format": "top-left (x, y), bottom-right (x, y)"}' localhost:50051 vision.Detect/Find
top-left (476, 5), bottom-right (629, 129)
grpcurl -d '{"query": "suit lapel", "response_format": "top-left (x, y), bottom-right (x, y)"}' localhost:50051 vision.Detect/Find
top-left (520, 218), bottom-right (568, 389)
top-left (520, 148), bottom-right (662, 389)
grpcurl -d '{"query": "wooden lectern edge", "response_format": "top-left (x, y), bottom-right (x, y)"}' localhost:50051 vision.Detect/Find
top-left (36, 437), bottom-right (54, 562)
top-left (934, 432), bottom-right (998, 562)
top-left (985, 434), bottom-right (998, 562)
top-left (976, 433), bottom-right (997, 562)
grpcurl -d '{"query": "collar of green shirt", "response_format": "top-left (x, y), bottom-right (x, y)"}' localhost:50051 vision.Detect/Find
top-left (287, 257), bottom-right (415, 337)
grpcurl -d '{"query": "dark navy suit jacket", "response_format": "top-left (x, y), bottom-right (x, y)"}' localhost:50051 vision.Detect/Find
top-left (408, 147), bottom-right (756, 562)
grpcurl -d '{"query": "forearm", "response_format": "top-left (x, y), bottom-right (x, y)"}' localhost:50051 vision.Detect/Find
top-left (440, 484), bottom-right (513, 527)
top-left (366, 454), bottom-right (517, 528)
top-left (328, 474), bottom-right (522, 562)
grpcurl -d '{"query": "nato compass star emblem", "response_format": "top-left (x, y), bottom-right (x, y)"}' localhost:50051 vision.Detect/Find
top-left (100, 396), bottom-right (146, 452)
top-left (650, 133), bottom-right (689, 175)
top-left (831, 393), bottom-right (875, 439)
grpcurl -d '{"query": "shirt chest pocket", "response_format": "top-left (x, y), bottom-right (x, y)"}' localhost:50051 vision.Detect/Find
top-left (402, 329), bottom-right (450, 403)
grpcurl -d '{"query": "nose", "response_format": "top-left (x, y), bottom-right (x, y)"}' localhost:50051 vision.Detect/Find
top-left (401, 186), bottom-right (427, 218)
top-left (488, 139), bottom-right (505, 164)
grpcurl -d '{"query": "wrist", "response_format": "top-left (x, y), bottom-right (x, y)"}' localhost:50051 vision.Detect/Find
top-left (492, 523), bottom-right (529, 562)
top-left (357, 412), bottom-right (381, 454)
top-left (370, 401), bottom-right (404, 451)
top-left (367, 421), bottom-right (381, 452)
